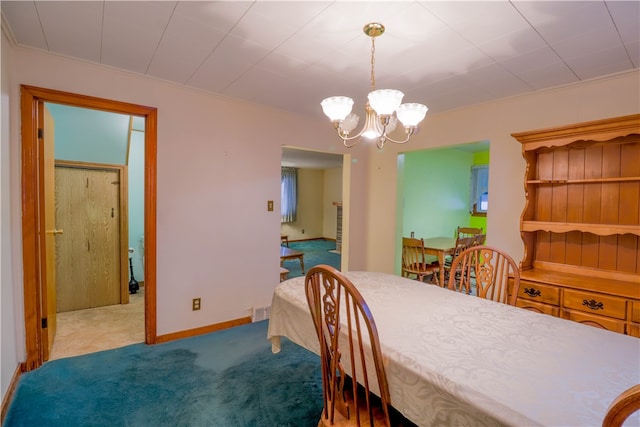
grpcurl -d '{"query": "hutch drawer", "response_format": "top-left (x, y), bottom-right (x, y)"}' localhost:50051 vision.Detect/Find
top-left (628, 323), bottom-right (640, 338)
top-left (632, 301), bottom-right (640, 323)
top-left (562, 310), bottom-right (627, 334)
top-left (515, 299), bottom-right (560, 316)
top-left (563, 289), bottom-right (627, 320)
top-left (517, 280), bottom-right (560, 305)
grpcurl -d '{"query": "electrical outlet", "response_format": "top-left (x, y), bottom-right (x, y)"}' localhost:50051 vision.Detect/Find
top-left (302, 229), bottom-right (305, 234)
top-left (192, 298), bottom-right (201, 311)
top-left (267, 200), bottom-right (274, 211)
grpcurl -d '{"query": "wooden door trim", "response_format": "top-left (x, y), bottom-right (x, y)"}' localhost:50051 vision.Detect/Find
top-left (20, 85), bottom-right (157, 370)
top-left (55, 160), bottom-right (129, 305)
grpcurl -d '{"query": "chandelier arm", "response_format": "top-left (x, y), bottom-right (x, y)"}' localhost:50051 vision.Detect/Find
top-left (378, 128), bottom-right (416, 145)
top-left (335, 127), bottom-right (366, 145)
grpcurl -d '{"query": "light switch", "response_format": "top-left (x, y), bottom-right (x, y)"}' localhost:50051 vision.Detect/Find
top-left (267, 200), bottom-right (274, 211)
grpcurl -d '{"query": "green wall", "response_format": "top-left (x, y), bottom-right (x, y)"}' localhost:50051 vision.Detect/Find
top-left (401, 149), bottom-right (475, 239)
top-left (397, 147), bottom-right (490, 273)
top-left (48, 104), bottom-right (129, 164)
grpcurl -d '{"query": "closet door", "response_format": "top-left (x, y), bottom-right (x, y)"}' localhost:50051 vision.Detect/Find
top-left (55, 164), bottom-right (122, 311)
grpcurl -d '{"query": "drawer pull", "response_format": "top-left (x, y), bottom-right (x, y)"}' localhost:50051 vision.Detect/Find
top-left (582, 299), bottom-right (604, 311)
top-left (524, 287), bottom-right (542, 298)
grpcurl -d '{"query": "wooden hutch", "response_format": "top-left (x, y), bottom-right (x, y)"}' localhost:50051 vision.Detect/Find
top-left (511, 114), bottom-right (640, 337)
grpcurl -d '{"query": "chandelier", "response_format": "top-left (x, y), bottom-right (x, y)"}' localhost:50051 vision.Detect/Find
top-left (321, 23), bottom-right (428, 150)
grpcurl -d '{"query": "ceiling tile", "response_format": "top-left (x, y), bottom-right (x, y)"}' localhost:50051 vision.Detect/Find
top-left (422, 1), bottom-right (530, 45)
top-left (515, 61), bottom-right (578, 90)
top-left (146, 10), bottom-right (228, 82)
top-left (1, 1), bottom-right (47, 49)
top-left (565, 45), bottom-right (635, 80)
top-left (498, 46), bottom-right (562, 76)
top-left (606, 1), bottom-right (640, 44)
top-left (101, 1), bottom-right (176, 72)
top-left (513, 1), bottom-right (612, 42)
top-left (187, 33), bottom-right (270, 92)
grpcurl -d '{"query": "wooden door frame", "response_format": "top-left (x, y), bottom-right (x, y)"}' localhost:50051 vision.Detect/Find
top-left (55, 160), bottom-right (130, 306)
top-left (20, 85), bottom-right (157, 371)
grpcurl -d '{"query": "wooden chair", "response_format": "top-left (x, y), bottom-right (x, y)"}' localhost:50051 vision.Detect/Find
top-left (456, 226), bottom-right (483, 239)
top-left (401, 237), bottom-right (438, 283)
top-left (447, 245), bottom-right (520, 306)
top-left (472, 233), bottom-right (486, 246)
top-left (432, 235), bottom-right (476, 287)
top-left (305, 265), bottom-right (391, 427)
top-left (602, 384), bottom-right (640, 427)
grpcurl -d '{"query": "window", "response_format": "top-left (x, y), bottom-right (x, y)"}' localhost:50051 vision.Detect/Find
top-left (470, 165), bottom-right (489, 215)
top-left (281, 167), bottom-right (297, 223)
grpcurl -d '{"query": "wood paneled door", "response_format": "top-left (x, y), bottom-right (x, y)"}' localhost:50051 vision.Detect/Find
top-left (55, 162), bottom-right (128, 312)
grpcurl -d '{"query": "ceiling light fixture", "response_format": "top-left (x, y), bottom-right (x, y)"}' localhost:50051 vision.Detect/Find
top-left (321, 23), bottom-right (428, 150)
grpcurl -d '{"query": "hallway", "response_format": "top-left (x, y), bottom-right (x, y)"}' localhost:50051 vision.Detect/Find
top-left (49, 289), bottom-right (144, 360)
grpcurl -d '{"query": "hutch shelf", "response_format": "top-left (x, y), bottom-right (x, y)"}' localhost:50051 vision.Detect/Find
top-left (511, 114), bottom-right (640, 336)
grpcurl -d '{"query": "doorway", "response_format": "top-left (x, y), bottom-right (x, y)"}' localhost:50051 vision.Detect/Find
top-left (280, 147), bottom-right (350, 271)
top-left (20, 85), bottom-right (157, 371)
top-left (396, 141), bottom-right (490, 273)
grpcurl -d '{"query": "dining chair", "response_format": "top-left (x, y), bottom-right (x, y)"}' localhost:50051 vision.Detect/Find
top-left (472, 233), bottom-right (486, 246)
top-left (602, 384), bottom-right (640, 427)
top-left (305, 265), bottom-right (391, 427)
top-left (432, 235), bottom-right (477, 287)
top-left (446, 245), bottom-right (521, 306)
top-left (456, 226), bottom-right (483, 239)
top-left (401, 237), bottom-right (438, 283)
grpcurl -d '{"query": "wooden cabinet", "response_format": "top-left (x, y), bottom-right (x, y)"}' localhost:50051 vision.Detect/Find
top-left (511, 115), bottom-right (640, 335)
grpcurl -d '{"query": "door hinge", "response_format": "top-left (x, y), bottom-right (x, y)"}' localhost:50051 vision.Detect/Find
top-left (37, 128), bottom-right (43, 139)
top-left (41, 317), bottom-right (48, 329)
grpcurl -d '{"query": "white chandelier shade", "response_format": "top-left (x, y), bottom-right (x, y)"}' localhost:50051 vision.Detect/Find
top-left (320, 23), bottom-right (428, 150)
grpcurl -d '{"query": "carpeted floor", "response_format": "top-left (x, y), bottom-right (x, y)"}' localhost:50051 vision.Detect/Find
top-left (4, 321), bottom-right (322, 427)
top-left (282, 239), bottom-right (341, 279)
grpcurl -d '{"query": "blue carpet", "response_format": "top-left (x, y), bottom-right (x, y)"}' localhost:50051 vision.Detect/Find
top-left (4, 321), bottom-right (322, 427)
top-left (282, 239), bottom-right (341, 278)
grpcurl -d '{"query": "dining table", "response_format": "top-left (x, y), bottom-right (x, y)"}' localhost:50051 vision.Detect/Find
top-left (422, 236), bottom-right (457, 287)
top-left (267, 271), bottom-right (640, 427)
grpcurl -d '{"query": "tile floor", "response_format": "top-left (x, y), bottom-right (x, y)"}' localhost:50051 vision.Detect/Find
top-left (49, 288), bottom-right (145, 360)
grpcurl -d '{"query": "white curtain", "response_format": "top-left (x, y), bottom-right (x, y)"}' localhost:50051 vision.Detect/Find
top-left (281, 167), bottom-right (297, 223)
top-left (470, 165), bottom-right (489, 213)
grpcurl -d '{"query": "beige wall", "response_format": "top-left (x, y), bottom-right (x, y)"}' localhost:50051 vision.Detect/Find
top-left (322, 167), bottom-right (342, 239)
top-left (1, 29), bottom-right (21, 402)
top-left (280, 166), bottom-right (342, 241)
top-left (281, 168), bottom-right (324, 240)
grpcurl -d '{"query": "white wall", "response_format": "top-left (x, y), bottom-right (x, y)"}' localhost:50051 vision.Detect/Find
top-left (366, 71), bottom-right (640, 273)
top-left (1, 28), bottom-right (20, 403)
top-left (4, 45), bottom-right (371, 349)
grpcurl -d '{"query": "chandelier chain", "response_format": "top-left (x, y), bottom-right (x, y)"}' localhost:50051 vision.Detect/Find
top-left (370, 37), bottom-right (376, 92)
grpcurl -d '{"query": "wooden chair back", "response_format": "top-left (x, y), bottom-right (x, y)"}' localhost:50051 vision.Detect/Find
top-left (401, 237), bottom-right (436, 282)
top-left (434, 236), bottom-right (477, 286)
top-left (305, 265), bottom-right (391, 427)
top-left (602, 384), bottom-right (640, 427)
top-left (472, 233), bottom-right (486, 246)
top-left (456, 226), bottom-right (483, 239)
top-left (447, 245), bottom-right (520, 305)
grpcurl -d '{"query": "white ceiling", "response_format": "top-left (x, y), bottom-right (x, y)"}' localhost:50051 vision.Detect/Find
top-left (2, 1), bottom-right (638, 168)
top-left (2, 1), bottom-right (638, 123)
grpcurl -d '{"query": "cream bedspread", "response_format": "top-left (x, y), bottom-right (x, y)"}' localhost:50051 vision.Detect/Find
top-left (267, 271), bottom-right (640, 427)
